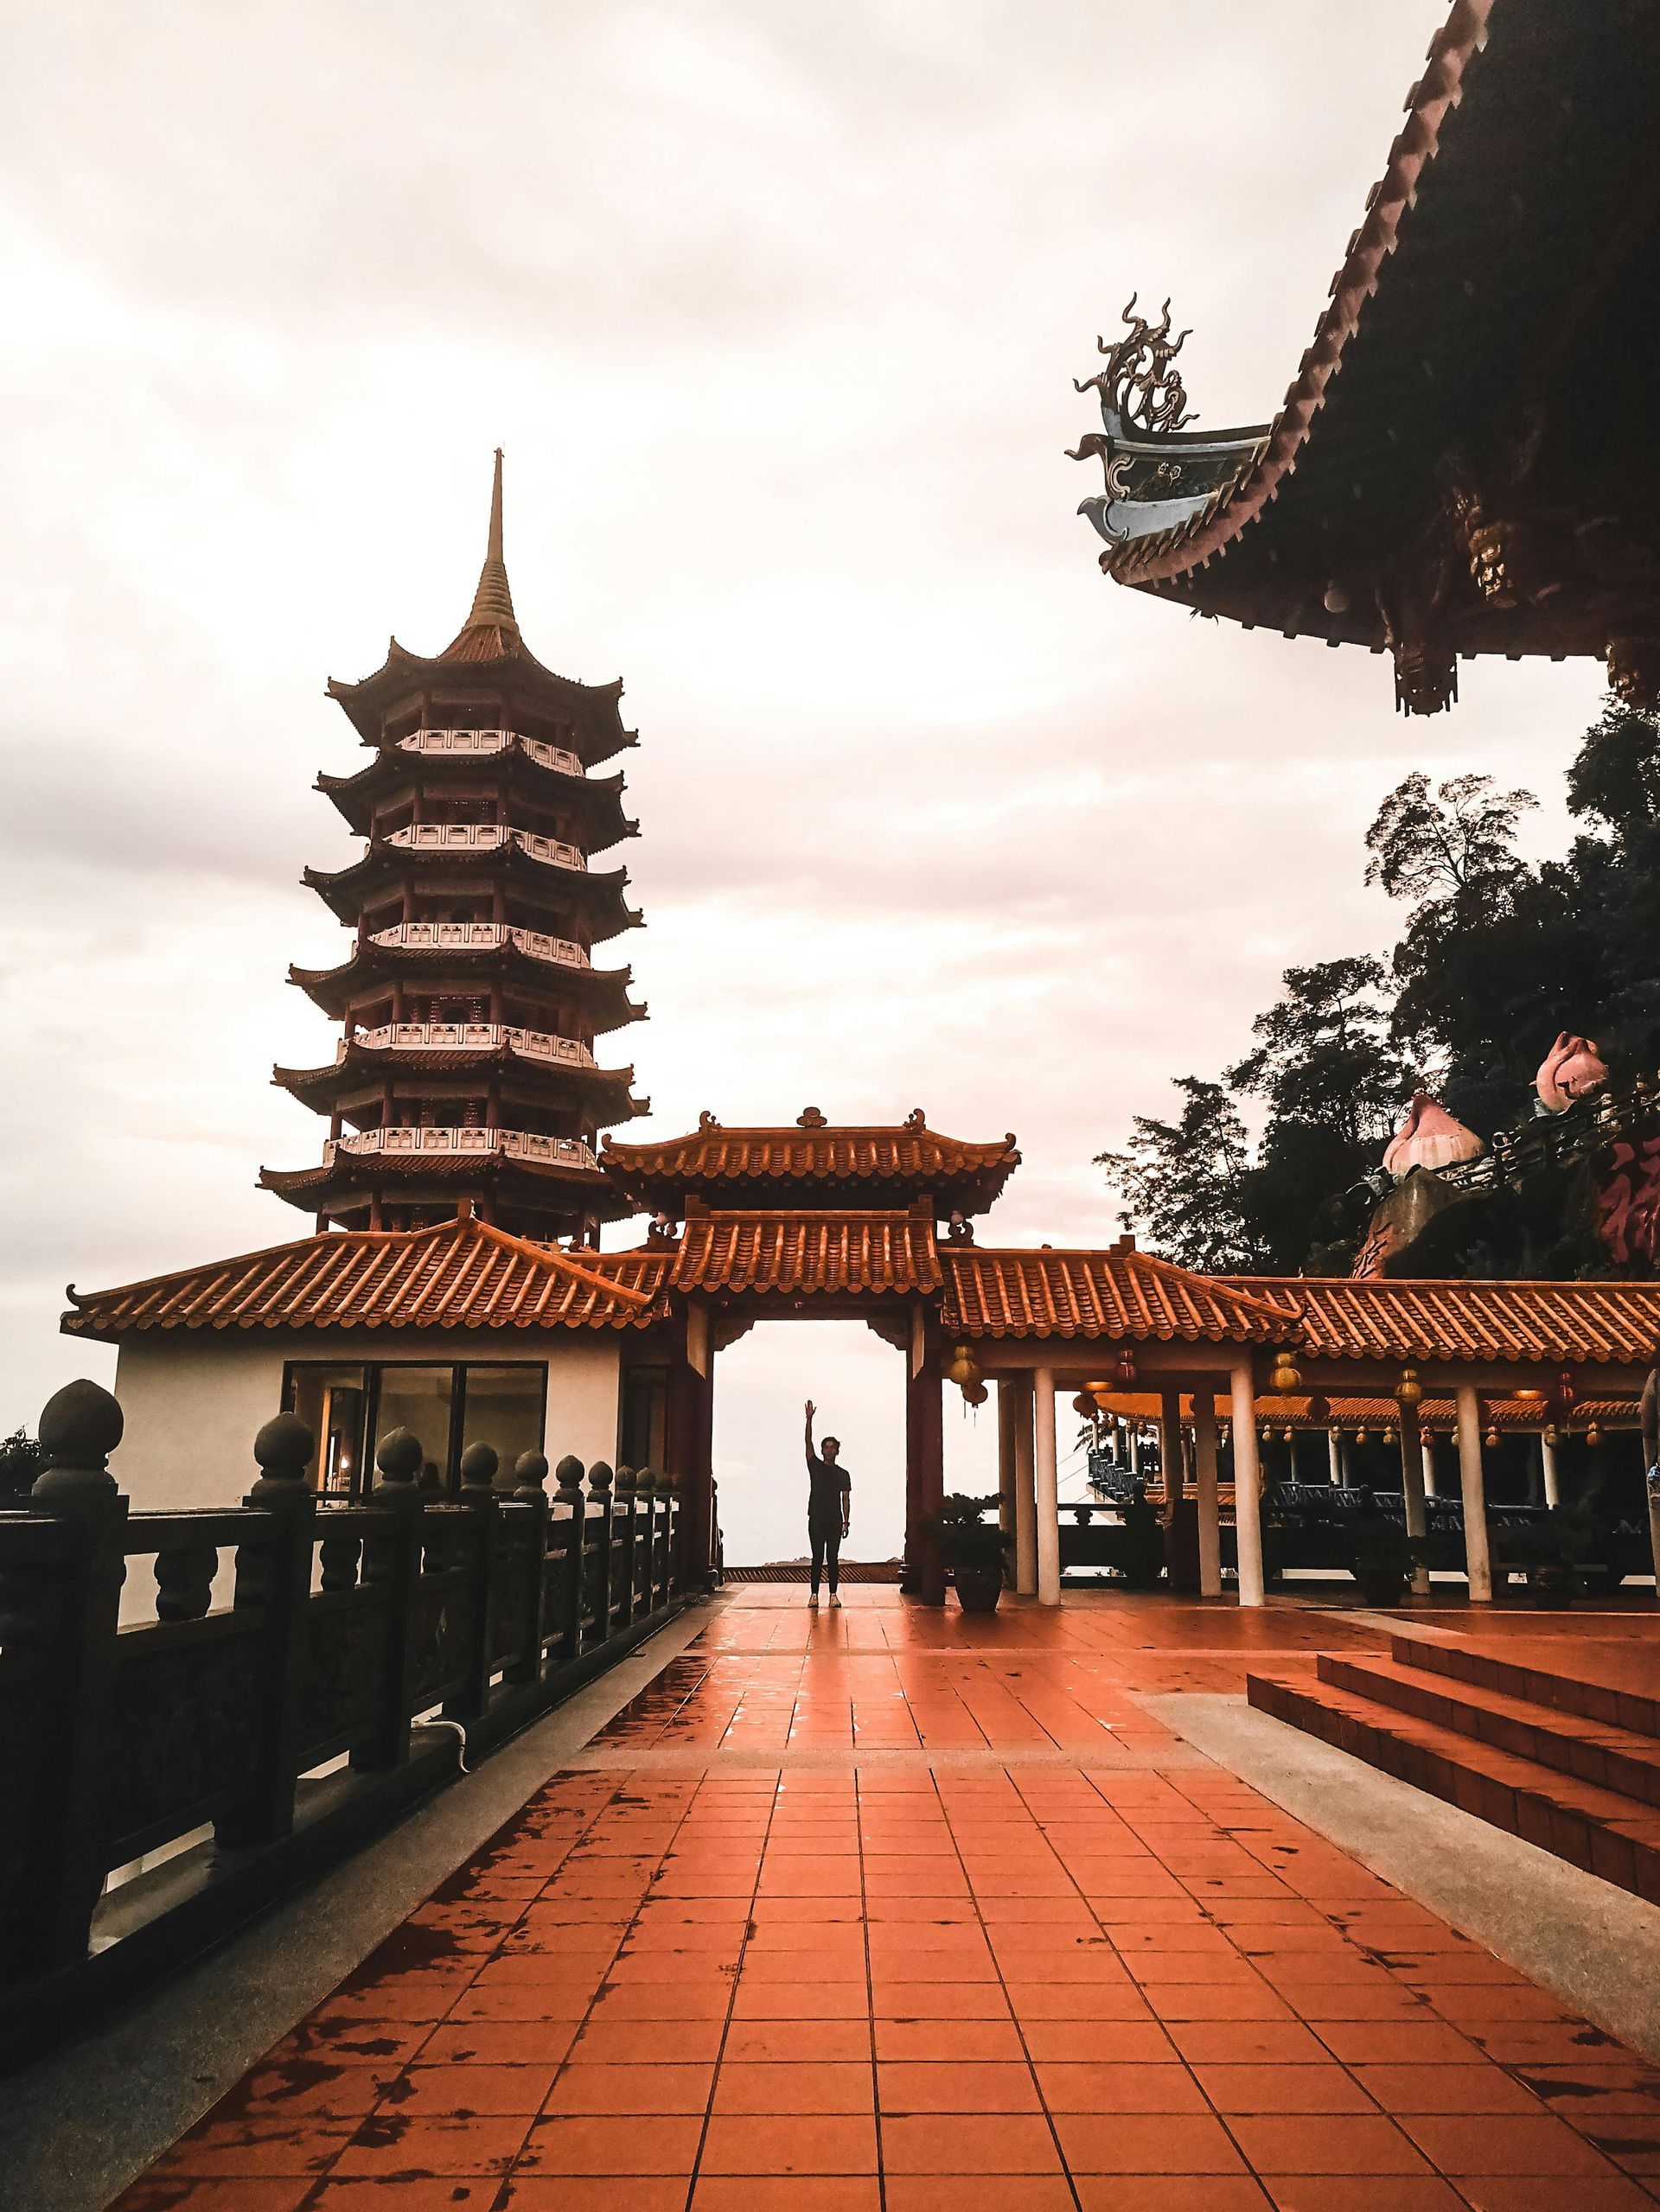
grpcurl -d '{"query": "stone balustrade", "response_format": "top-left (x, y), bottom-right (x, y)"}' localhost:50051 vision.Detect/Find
top-left (397, 727), bottom-right (584, 779)
top-left (0, 1380), bottom-right (685, 2063)
top-left (327, 1127), bottom-right (600, 1169)
top-left (384, 824), bottom-right (586, 871)
top-left (345, 1023), bottom-right (597, 1068)
top-left (367, 921), bottom-right (590, 967)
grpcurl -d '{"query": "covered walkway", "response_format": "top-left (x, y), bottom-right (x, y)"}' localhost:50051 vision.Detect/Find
top-left (111, 1587), bottom-right (1660, 2210)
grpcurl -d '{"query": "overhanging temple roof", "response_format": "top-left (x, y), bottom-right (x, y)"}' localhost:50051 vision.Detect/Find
top-left (65, 1204), bottom-right (1660, 1371)
top-left (601, 1111), bottom-right (1021, 1215)
top-left (1079, 0), bottom-right (1660, 713)
top-left (63, 1212), bottom-right (663, 1339)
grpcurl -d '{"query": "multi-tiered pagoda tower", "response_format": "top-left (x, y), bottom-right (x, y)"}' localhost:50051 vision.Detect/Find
top-left (262, 455), bottom-right (648, 1244)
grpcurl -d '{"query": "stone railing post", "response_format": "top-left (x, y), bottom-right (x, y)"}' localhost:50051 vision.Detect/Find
top-left (553, 1454), bottom-right (587, 1665)
top-left (26, 1380), bottom-right (129, 1972)
top-left (635, 1466), bottom-right (661, 1611)
top-left (586, 1461), bottom-right (614, 1649)
top-left (445, 1443), bottom-right (498, 1722)
top-left (613, 1463), bottom-right (638, 1628)
top-left (219, 1412), bottom-right (316, 1849)
top-left (352, 1427), bottom-right (425, 1771)
top-left (509, 1450), bottom-right (551, 1685)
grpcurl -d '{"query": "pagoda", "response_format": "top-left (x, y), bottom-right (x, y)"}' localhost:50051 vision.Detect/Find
top-left (261, 454), bottom-right (648, 1243)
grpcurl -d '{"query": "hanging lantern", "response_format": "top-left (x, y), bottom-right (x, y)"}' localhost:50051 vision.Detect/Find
top-left (1552, 1368), bottom-right (1578, 1421)
top-left (1268, 1352), bottom-right (1303, 1393)
top-left (1114, 1348), bottom-right (1139, 1388)
top-left (1587, 1420), bottom-right (1604, 1449)
top-left (1355, 1426), bottom-right (1368, 1444)
top-left (1543, 1422), bottom-right (1560, 1448)
top-left (1260, 1421), bottom-right (1273, 1441)
top-left (1484, 1425), bottom-right (1501, 1449)
top-left (947, 1343), bottom-right (980, 1390)
top-left (1384, 1427), bottom-right (1398, 1446)
top-left (1072, 1392), bottom-right (1095, 1418)
top-left (962, 1380), bottom-right (988, 1408)
top-left (1395, 1367), bottom-right (1424, 1408)
top-left (1280, 1426), bottom-right (1294, 1443)
top-left (1306, 1394), bottom-right (1331, 1425)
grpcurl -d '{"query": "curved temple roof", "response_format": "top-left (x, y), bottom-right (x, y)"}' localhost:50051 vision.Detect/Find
top-left (1079, 0), bottom-right (1660, 713)
top-left (602, 1115), bottom-right (1021, 1215)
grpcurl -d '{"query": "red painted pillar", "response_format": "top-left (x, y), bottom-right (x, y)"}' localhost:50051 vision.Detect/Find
top-left (667, 1356), bottom-right (715, 1589)
top-left (907, 1334), bottom-right (946, 1607)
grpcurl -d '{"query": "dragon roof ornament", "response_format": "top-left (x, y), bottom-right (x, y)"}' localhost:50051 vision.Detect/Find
top-left (1074, 294), bottom-right (1196, 437)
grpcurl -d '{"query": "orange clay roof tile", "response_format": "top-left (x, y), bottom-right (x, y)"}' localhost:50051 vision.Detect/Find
top-left (63, 1214), bottom-right (667, 1340)
top-left (671, 1210), bottom-right (942, 1297)
top-left (1224, 1277), bottom-right (1660, 1367)
top-left (602, 1120), bottom-right (1019, 1203)
top-left (943, 1248), bottom-right (1288, 1342)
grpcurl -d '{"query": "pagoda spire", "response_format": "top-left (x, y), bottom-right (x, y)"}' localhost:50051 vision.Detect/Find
top-left (461, 448), bottom-right (518, 638)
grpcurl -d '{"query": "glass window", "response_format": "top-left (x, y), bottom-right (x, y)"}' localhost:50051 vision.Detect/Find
top-left (285, 1365), bottom-right (367, 1495)
top-left (372, 1366), bottom-right (456, 1490)
top-left (460, 1365), bottom-right (546, 1488)
top-left (621, 1367), bottom-right (667, 1475)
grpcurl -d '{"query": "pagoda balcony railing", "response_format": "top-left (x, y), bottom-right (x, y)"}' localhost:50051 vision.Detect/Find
top-left (367, 921), bottom-right (591, 968)
top-left (348, 1023), bottom-right (597, 1068)
top-left (327, 1127), bottom-right (600, 1170)
top-left (398, 728), bottom-right (585, 779)
top-left (384, 824), bottom-right (587, 871)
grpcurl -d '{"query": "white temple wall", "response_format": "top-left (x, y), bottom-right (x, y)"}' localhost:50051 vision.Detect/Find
top-left (109, 1327), bottom-right (624, 1511)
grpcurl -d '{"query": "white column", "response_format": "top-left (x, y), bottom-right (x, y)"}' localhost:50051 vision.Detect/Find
top-left (1400, 1414), bottom-right (1430, 1597)
top-left (1034, 1367), bottom-right (1061, 1606)
top-left (1013, 1374), bottom-right (1038, 1597)
top-left (1194, 1390), bottom-right (1222, 1598)
top-left (1128, 1425), bottom-right (1140, 1476)
top-left (1229, 1359), bottom-right (1265, 1608)
top-left (1421, 1434), bottom-right (1439, 1499)
top-left (1159, 1387), bottom-right (1182, 1508)
top-left (1540, 1431), bottom-right (1561, 1508)
top-left (1456, 1383), bottom-right (1492, 1604)
top-left (996, 1380), bottom-right (1018, 1546)
top-left (1327, 1426), bottom-right (1342, 1486)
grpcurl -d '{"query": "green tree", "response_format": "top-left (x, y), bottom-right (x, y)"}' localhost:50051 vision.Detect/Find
top-left (1096, 1077), bottom-right (1262, 1272)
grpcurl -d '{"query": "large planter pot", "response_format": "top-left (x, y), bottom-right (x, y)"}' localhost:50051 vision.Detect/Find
top-left (1527, 1565), bottom-right (1574, 1610)
top-left (1352, 1568), bottom-right (1407, 1609)
top-left (952, 1564), bottom-right (1004, 1615)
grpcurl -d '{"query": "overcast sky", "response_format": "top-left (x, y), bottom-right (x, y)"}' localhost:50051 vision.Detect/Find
top-left (0, 1), bottom-right (1606, 1558)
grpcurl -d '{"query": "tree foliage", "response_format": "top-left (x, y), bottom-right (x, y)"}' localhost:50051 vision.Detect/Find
top-left (1101, 704), bottom-right (1660, 1274)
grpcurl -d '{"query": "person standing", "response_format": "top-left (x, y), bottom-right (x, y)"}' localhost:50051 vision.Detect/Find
top-left (804, 1399), bottom-right (852, 1606)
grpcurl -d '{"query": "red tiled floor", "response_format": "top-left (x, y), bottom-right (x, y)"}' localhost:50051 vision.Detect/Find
top-left (110, 1590), bottom-right (1660, 2208)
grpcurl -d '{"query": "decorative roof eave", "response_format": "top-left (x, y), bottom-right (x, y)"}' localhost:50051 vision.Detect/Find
top-left (317, 757), bottom-right (634, 851)
top-left (943, 1247), bottom-right (1293, 1343)
top-left (300, 846), bottom-right (643, 937)
top-left (326, 647), bottom-right (631, 759)
top-left (601, 1119), bottom-right (1022, 1214)
top-left (285, 943), bottom-right (640, 1015)
top-left (1223, 1275), bottom-right (1660, 1367)
top-left (63, 1212), bottom-right (668, 1342)
top-left (257, 1154), bottom-right (641, 1227)
top-left (1101, 0), bottom-right (1493, 597)
top-left (670, 1209), bottom-right (946, 1298)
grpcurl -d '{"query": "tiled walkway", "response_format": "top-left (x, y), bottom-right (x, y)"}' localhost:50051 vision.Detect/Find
top-left (113, 1591), bottom-right (1660, 2211)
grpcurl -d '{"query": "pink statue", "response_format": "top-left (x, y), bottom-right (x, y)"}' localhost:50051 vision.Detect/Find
top-left (1382, 1092), bottom-right (1484, 1177)
top-left (1536, 1032), bottom-right (1609, 1113)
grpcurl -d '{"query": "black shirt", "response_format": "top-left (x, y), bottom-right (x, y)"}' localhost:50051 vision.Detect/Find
top-left (807, 1451), bottom-right (851, 1525)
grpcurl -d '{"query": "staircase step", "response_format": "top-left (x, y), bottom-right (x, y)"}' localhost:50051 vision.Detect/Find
top-left (1320, 1652), bottom-right (1660, 1810)
top-left (1390, 1632), bottom-right (1660, 1743)
top-left (1247, 1668), bottom-right (1660, 1904)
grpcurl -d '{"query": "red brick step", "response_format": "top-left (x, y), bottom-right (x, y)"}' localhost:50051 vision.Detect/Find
top-left (1318, 1651), bottom-right (1660, 1809)
top-left (1247, 1667), bottom-right (1660, 1904)
top-left (1389, 1631), bottom-right (1660, 1743)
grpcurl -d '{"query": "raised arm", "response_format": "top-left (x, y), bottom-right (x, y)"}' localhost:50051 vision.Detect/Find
top-left (804, 1398), bottom-right (816, 1463)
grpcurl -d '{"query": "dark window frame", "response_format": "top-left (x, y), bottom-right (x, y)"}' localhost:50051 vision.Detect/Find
top-left (282, 1358), bottom-right (548, 1497)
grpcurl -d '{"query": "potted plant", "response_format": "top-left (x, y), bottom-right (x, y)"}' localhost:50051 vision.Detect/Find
top-left (1117, 1480), bottom-right (1167, 1590)
top-left (1499, 1510), bottom-right (1592, 1608)
top-left (1346, 1516), bottom-right (1420, 1608)
top-left (927, 1493), bottom-right (1011, 1614)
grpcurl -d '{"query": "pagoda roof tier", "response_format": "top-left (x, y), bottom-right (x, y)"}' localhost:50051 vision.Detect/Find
top-left (259, 1132), bottom-right (638, 1226)
top-left (1079, 0), bottom-right (1660, 713)
top-left (327, 454), bottom-right (638, 763)
top-left (602, 1112), bottom-right (1021, 1216)
top-left (63, 1208), bottom-right (666, 1342)
top-left (303, 834), bottom-right (641, 940)
top-left (319, 742), bottom-right (635, 854)
top-left (272, 1035), bottom-right (645, 1125)
top-left (288, 930), bottom-right (642, 1032)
